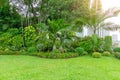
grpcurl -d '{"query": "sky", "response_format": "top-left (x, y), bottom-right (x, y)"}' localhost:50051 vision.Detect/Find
top-left (101, 0), bottom-right (120, 24)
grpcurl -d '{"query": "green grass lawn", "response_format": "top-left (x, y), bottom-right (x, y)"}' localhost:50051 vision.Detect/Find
top-left (0, 55), bottom-right (120, 80)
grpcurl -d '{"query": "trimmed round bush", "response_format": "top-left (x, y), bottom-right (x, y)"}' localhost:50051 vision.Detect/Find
top-left (92, 52), bottom-right (101, 58)
top-left (114, 52), bottom-right (120, 59)
top-left (75, 47), bottom-right (84, 55)
top-left (83, 51), bottom-right (88, 55)
top-left (103, 51), bottom-right (111, 56)
top-left (27, 47), bottom-right (37, 53)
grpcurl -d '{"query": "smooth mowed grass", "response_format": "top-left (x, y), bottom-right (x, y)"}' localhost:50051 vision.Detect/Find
top-left (0, 55), bottom-right (120, 80)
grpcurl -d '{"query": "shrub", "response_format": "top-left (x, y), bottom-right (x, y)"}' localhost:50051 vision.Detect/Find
top-left (9, 35), bottom-right (22, 51)
top-left (92, 52), bottom-right (101, 58)
top-left (24, 26), bottom-right (36, 47)
top-left (83, 51), bottom-right (88, 55)
top-left (114, 52), bottom-right (120, 59)
top-left (78, 37), bottom-right (93, 53)
top-left (103, 51), bottom-right (111, 56)
top-left (0, 50), bottom-right (4, 55)
top-left (27, 47), bottom-right (37, 53)
top-left (103, 36), bottom-right (112, 52)
top-left (34, 52), bottom-right (79, 59)
top-left (0, 28), bottom-right (22, 50)
top-left (0, 49), bottom-right (19, 55)
top-left (75, 47), bottom-right (84, 55)
top-left (36, 32), bottom-right (53, 52)
top-left (113, 47), bottom-right (120, 52)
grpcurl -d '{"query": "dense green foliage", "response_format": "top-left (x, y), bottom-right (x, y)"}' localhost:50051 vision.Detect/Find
top-left (0, 0), bottom-right (8, 7)
top-left (0, 0), bottom-right (119, 59)
top-left (0, 3), bottom-right (21, 32)
top-left (113, 47), bottom-right (120, 52)
top-left (104, 36), bottom-right (112, 52)
top-left (75, 47), bottom-right (84, 55)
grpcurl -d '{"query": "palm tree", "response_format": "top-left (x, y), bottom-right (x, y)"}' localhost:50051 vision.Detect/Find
top-left (81, 0), bottom-right (120, 35)
top-left (47, 19), bottom-right (69, 52)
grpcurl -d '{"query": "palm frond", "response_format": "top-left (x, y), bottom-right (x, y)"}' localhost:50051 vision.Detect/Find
top-left (102, 8), bottom-right (120, 21)
top-left (102, 22), bottom-right (120, 31)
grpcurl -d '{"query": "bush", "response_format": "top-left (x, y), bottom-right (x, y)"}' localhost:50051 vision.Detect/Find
top-left (114, 52), bottom-right (120, 59)
top-left (27, 47), bottom-right (37, 53)
top-left (0, 28), bottom-right (22, 50)
top-left (36, 32), bottom-right (53, 52)
top-left (24, 26), bottom-right (36, 47)
top-left (103, 51), bottom-right (111, 56)
top-left (83, 51), bottom-right (88, 55)
top-left (78, 37), bottom-right (93, 53)
top-left (0, 50), bottom-right (3, 55)
top-left (34, 52), bottom-right (79, 59)
top-left (103, 36), bottom-right (112, 52)
top-left (9, 35), bottom-right (22, 51)
top-left (92, 52), bottom-right (101, 58)
top-left (0, 49), bottom-right (19, 55)
top-left (113, 47), bottom-right (120, 52)
top-left (75, 47), bottom-right (84, 55)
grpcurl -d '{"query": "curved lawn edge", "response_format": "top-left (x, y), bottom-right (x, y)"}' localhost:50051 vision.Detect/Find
top-left (0, 55), bottom-right (120, 80)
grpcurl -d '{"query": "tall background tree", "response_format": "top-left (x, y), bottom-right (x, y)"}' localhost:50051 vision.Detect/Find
top-left (0, 0), bottom-right (21, 32)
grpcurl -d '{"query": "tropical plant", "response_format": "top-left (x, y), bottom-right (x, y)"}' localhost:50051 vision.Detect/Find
top-left (47, 19), bottom-right (70, 52)
top-left (80, 0), bottom-right (120, 34)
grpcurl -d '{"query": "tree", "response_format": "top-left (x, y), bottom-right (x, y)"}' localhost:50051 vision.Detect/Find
top-left (47, 19), bottom-right (69, 52)
top-left (81, 0), bottom-right (120, 34)
top-left (0, 2), bottom-right (21, 32)
top-left (0, 0), bottom-right (8, 7)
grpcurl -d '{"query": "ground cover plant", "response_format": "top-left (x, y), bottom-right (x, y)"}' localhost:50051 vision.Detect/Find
top-left (0, 55), bottom-right (120, 80)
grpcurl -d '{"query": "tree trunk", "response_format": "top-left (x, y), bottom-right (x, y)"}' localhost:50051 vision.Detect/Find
top-left (21, 16), bottom-right (26, 47)
top-left (52, 38), bottom-right (57, 52)
top-left (93, 28), bottom-right (96, 34)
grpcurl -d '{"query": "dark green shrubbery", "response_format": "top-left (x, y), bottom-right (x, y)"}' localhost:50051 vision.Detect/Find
top-left (0, 48), bottom-right (20, 55)
top-left (75, 47), bottom-right (84, 55)
top-left (34, 52), bottom-right (79, 59)
top-left (103, 36), bottom-right (112, 52)
top-left (92, 52), bottom-right (101, 58)
top-left (0, 3), bottom-right (21, 32)
top-left (0, 28), bottom-right (22, 51)
top-left (78, 36), bottom-right (92, 53)
top-left (113, 47), bottom-right (120, 52)
top-left (27, 47), bottom-right (37, 53)
top-left (78, 35), bottom-right (104, 53)
top-left (78, 40), bottom-right (92, 53)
